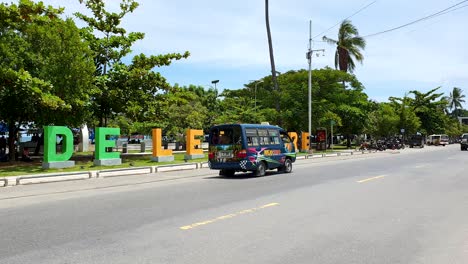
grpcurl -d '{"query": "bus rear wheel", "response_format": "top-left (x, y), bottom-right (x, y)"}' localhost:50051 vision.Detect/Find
top-left (255, 162), bottom-right (266, 177)
top-left (220, 169), bottom-right (235, 177)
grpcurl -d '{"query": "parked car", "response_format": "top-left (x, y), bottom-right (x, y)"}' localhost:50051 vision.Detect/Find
top-left (408, 134), bottom-right (425, 148)
top-left (461, 133), bottom-right (468, 151)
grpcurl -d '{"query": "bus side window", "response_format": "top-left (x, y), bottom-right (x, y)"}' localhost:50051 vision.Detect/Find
top-left (280, 133), bottom-right (291, 143)
top-left (251, 137), bottom-right (259, 146)
top-left (246, 128), bottom-right (259, 147)
top-left (270, 136), bottom-right (280, 144)
top-left (247, 136), bottom-right (254, 146)
top-left (258, 128), bottom-right (269, 145)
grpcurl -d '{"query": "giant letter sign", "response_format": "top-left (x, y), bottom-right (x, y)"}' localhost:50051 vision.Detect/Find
top-left (43, 126), bottom-right (75, 169)
top-left (301, 132), bottom-right (310, 152)
top-left (185, 129), bottom-right (204, 160)
top-left (94, 127), bottom-right (121, 166)
top-left (151, 128), bottom-right (174, 162)
top-left (288, 132), bottom-right (298, 153)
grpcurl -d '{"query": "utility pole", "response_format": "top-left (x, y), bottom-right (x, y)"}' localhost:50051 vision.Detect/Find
top-left (306, 20), bottom-right (324, 151)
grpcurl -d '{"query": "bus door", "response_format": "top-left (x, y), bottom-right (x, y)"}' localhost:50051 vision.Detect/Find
top-left (256, 128), bottom-right (280, 167)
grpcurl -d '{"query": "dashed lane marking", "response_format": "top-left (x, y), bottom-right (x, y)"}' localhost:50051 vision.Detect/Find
top-left (180, 203), bottom-right (280, 230)
top-left (357, 175), bottom-right (386, 183)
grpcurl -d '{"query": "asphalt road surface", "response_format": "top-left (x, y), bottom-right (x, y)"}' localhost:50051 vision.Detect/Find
top-left (1, 145), bottom-right (467, 264)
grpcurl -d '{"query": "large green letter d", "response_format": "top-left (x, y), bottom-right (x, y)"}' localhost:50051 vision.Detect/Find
top-left (43, 126), bottom-right (74, 164)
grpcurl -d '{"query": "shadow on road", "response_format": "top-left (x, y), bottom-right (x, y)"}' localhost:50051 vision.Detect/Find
top-left (204, 171), bottom-right (281, 180)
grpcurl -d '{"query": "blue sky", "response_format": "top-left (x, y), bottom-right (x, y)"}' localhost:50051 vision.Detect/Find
top-left (33, 0), bottom-right (468, 107)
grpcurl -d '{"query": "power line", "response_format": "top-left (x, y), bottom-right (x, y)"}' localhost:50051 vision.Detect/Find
top-left (363, 0), bottom-right (468, 38)
top-left (312, 0), bottom-right (377, 40)
top-left (434, 3), bottom-right (468, 16)
top-left (404, 4), bottom-right (468, 35)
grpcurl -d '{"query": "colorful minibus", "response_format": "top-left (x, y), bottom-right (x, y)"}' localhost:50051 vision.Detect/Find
top-left (208, 124), bottom-right (296, 176)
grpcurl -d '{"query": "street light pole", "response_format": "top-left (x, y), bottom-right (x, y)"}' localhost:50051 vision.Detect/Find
top-left (250, 80), bottom-right (264, 111)
top-left (307, 21), bottom-right (312, 151)
top-left (211, 80), bottom-right (219, 96)
top-left (306, 20), bottom-right (324, 151)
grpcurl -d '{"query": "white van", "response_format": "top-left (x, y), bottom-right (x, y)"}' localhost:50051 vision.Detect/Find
top-left (427, 134), bottom-right (449, 146)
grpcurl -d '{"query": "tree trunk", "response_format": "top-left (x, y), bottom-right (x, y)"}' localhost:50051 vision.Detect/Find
top-left (34, 133), bottom-right (44, 156)
top-left (265, 0), bottom-right (281, 125)
top-left (7, 124), bottom-right (18, 161)
top-left (338, 47), bottom-right (348, 72)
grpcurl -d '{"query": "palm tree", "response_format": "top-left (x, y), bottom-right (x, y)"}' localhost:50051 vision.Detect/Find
top-left (322, 19), bottom-right (366, 73)
top-left (447, 87), bottom-right (466, 115)
top-left (265, 0), bottom-right (280, 123)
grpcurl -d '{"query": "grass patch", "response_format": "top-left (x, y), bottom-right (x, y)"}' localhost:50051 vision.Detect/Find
top-left (0, 153), bottom-right (207, 178)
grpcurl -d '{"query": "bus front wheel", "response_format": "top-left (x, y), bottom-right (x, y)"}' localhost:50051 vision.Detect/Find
top-left (280, 159), bottom-right (293, 173)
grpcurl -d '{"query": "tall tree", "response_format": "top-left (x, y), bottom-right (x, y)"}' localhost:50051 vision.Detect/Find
top-left (408, 87), bottom-right (448, 135)
top-left (366, 103), bottom-right (400, 138)
top-left (388, 95), bottom-right (421, 136)
top-left (159, 86), bottom-right (208, 141)
top-left (25, 17), bottom-right (96, 127)
top-left (265, 0), bottom-right (280, 122)
top-left (215, 89), bottom-right (271, 125)
top-left (446, 87), bottom-right (466, 116)
top-left (322, 19), bottom-right (366, 73)
top-left (0, 0), bottom-right (95, 160)
top-left (75, 0), bottom-right (189, 127)
top-left (221, 67), bottom-right (370, 148)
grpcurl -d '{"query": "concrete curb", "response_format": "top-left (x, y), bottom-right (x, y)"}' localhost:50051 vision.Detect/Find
top-left (0, 177), bottom-right (7, 187)
top-left (14, 172), bottom-right (92, 186)
top-left (98, 167), bottom-right (153, 178)
top-left (0, 150), bottom-right (385, 187)
top-left (155, 163), bottom-right (199, 172)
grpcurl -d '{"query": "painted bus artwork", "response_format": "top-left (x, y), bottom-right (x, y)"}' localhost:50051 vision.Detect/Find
top-left (208, 124), bottom-right (296, 177)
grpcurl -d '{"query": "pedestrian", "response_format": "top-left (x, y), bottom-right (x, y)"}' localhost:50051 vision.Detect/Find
top-left (21, 147), bottom-right (33, 162)
top-left (0, 135), bottom-right (6, 155)
top-left (32, 133), bottom-right (39, 142)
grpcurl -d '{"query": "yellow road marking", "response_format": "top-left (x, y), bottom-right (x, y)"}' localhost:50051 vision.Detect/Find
top-left (357, 175), bottom-right (386, 183)
top-left (180, 203), bottom-right (280, 230)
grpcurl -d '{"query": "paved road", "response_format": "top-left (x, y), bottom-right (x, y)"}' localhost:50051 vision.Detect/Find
top-left (1, 145), bottom-right (467, 263)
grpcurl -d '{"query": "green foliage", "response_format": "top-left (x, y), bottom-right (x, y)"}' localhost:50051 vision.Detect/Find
top-left (409, 87), bottom-right (448, 134)
top-left (444, 119), bottom-right (463, 138)
top-left (159, 86), bottom-right (209, 138)
top-left (0, 0), bottom-right (94, 159)
top-left (215, 89), bottom-right (272, 125)
top-left (220, 67), bottom-right (370, 144)
top-left (24, 18), bottom-right (96, 126)
top-left (387, 87), bottom-right (461, 136)
top-left (462, 124), bottom-right (468, 133)
top-left (75, 0), bottom-right (190, 127)
top-left (387, 95), bottom-right (421, 136)
top-left (366, 103), bottom-right (399, 137)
